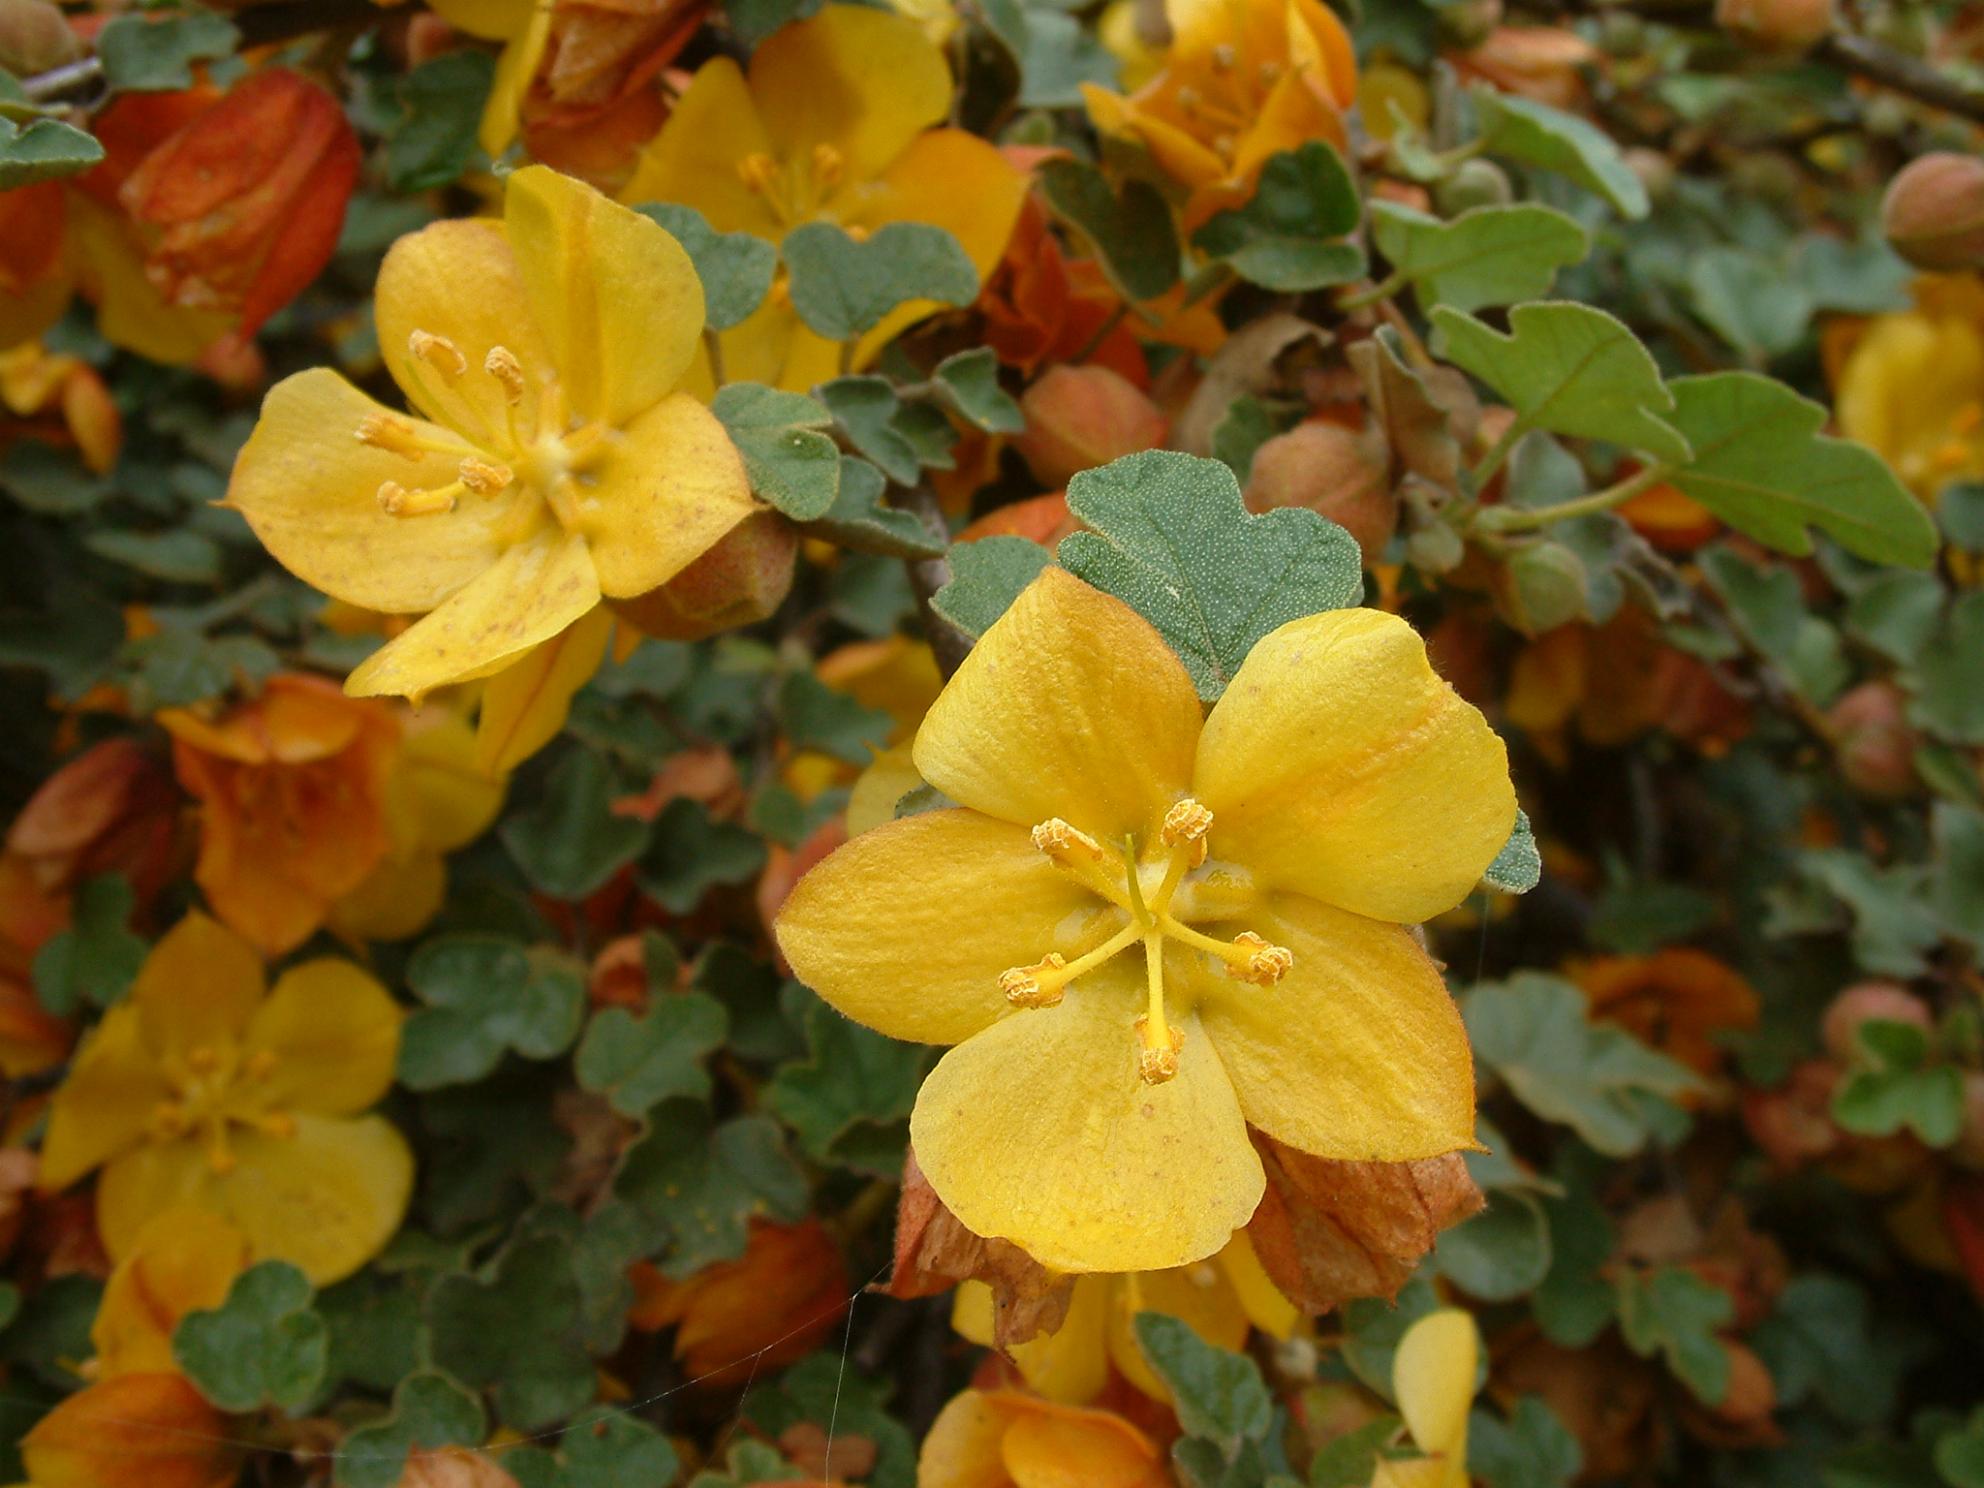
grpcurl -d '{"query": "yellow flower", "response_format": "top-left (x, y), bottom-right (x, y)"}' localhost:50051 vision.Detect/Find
top-left (225, 165), bottom-right (757, 702)
top-left (92, 1209), bottom-right (253, 1380)
top-left (1372, 1308), bottom-right (1479, 1488)
top-left (619, 5), bottom-right (1028, 390)
top-left (954, 1231), bottom-right (1298, 1404)
top-left (775, 569), bottom-right (1513, 1272)
top-left (37, 912), bottom-right (413, 1285)
top-left (1082, 0), bottom-right (1359, 226)
top-left (425, 0), bottom-right (557, 161)
top-left (1835, 275), bottom-right (1984, 501)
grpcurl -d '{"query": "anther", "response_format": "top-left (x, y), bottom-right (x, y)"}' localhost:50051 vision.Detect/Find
top-left (1228, 931), bottom-right (1294, 986)
top-left (811, 142), bottom-right (845, 189)
top-left (1257, 60), bottom-right (1282, 84)
top-left (355, 412), bottom-right (423, 456)
top-left (409, 330), bottom-right (467, 378)
top-left (1160, 799), bottom-right (1214, 848)
top-left (1032, 818), bottom-right (1104, 864)
top-left (186, 1045), bottom-right (220, 1074)
top-left (244, 1048), bottom-right (279, 1080)
top-left (737, 152), bottom-right (781, 193)
top-left (377, 480), bottom-right (456, 516)
top-left (256, 1112), bottom-right (298, 1139)
top-left (1000, 954), bottom-right (1067, 1009)
top-left (1210, 42), bottom-right (1237, 69)
top-left (1176, 84), bottom-right (1202, 110)
top-left (458, 456), bottom-right (514, 495)
top-left (1136, 1016), bottom-right (1184, 1084)
top-left (485, 345), bottom-right (527, 405)
top-left (149, 1101), bottom-right (190, 1139)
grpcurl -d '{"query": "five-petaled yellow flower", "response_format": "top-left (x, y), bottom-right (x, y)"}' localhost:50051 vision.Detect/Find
top-left (226, 165), bottom-right (756, 701)
top-left (619, 4), bottom-right (1027, 390)
top-left (775, 569), bottom-right (1516, 1273)
top-left (38, 911), bottom-right (412, 1285)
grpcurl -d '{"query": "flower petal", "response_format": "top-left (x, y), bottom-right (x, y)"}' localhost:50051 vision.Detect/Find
top-left (751, 6), bottom-right (952, 187)
top-left (478, 3), bottom-right (552, 157)
top-left (37, 1005), bottom-right (173, 1190)
top-left (346, 529), bottom-right (602, 699)
top-left (504, 165), bottom-right (704, 428)
top-left (476, 605), bottom-right (615, 773)
top-left (22, 1373), bottom-right (239, 1488)
top-left (1392, 1307), bottom-right (1478, 1483)
top-left (1107, 1262), bottom-right (1250, 1402)
top-left (919, 1390), bottom-right (1016, 1488)
top-left (910, 959), bottom-right (1262, 1272)
top-left (955, 1278), bottom-right (1111, 1406)
top-left (132, 910), bottom-right (265, 1064)
top-left (93, 1209), bottom-right (252, 1378)
top-left (1193, 892), bottom-right (1475, 1161)
top-left (1193, 607), bottom-right (1515, 924)
top-left (998, 1395), bottom-right (1173, 1488)
top-left (425, 0), bottom-right (532, 41)
top-left (776, 808), bottom-right (1103, 1045)
top-left (374, 216), bottom-right (550, 440)
top-left (227, 369), bottom-right (520, 614)
top-left (580, 391), bottom-right (756, 598)
top-left (246, 958), bottom-right (402, 1115)
top-left (912, 569), bottom-right (1203, 844)
top-left (617, 57), bottom-right (783, 236)
top-left (96, 1113), bottom-right (415, 1285)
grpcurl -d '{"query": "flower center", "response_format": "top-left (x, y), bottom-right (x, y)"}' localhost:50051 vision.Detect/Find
top-left (355, 330), bottom-right (620, 544)
top-left (1903, 398), bottom-right (1984, 487)
top-left (147, 1043), bottom-right (296, 1174)
top-left (1000, 798), bottom-right (1292, 1086)
top-left (735, 143), bottom-right (849, 229)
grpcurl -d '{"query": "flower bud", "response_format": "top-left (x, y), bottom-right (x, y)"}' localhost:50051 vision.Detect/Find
top-left (1823, 679), bottom-right (1919, 800)
top-left (1715, 0), bottom-right (1833, 51)
top-left (1820, 980), bottom-right (1933, 1063)
top-left (0, 0), bottom-right (77, 74)
top-left (1882, 153), bottom-right (1984, 271)
top-left (1434, 159), bottom-right (1514, 215)
top-left (613, 511), bottom-right (799, 641)
top-left (1244, 422), bottom-right (1397, 563)
top-left (1014, 364), bottom-right (1166, 487)
top-left (1495, 540), bottom-right (1589, 635)
top-left (1435, 0), bottom-right (1503, 50)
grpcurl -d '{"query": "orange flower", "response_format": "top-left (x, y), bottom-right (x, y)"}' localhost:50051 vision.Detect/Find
top-left (19, 1371), bottom-right (240, 1488)
top-left (919, 1388), bottom-right (1172, 1488)
top-left (159, 675), bottom-right (398, 956)
top-left (1082, 0), bottom-right (1357, 226)
top-left (0, 975), bottom-right (70, 1079)
top-left (628, 1218), bottom-right (848, 1388)
top-left (4, 737), bottom-right (181, 904)
top-left (1453, 26), bottom-right (1599, 109)
top-left (0, 340), bottom-right (122, 474)
top-left (982, 195), bottom-right (1151, 386)
top-left (1570, 949), bottom-right (1760, 1078)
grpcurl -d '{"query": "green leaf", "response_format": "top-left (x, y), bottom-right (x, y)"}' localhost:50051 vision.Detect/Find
top-left (816, 377), bottom-right (933, 486)
top-left (500, 748), bottom-right (647, 900)
top-left (1463, 973), bottom-right (1698, 1155)
top-left (574, 992), bottom-right (727, 1117)
top-left (1614, 1266), bottom-right (1733, 1403)
top-left (97, 9), bottom-right (239, 92)
top-left (781, 221), bottom-right (978, 342)
top-left (1752, 1275), bottom-right (1917, 1428)
top-left (1832, 1019), bottom-right (1964, 1146)
top-left (1435, 1190), bottom-right (1552, 1301)
top-left (0, 1273), bottom-right (100, 1385)
top-left (634, 202), bottom-right (778, 331)
top-left (1341, 1277), bottom-right (1441, 1398)
top-left (1665, 373), bottom-right (1938, 567)
top-left (1533, 1165), bottom-right (1616, 1347)
top-left (708, 383), bottom-right (841, 520)
top-left (386, 52), bottom-right (492, 192)
top-left (1, 443), bottom-right (112, 515)
top-left (1687, 248), bottom-right (1813, 364)
top-left (1483, 810), bottom-right (1541, 894)
top-left (1470, 1397), bottom-right (1583, 1488)
top-left (744, 1354), bottom-right (917, 1488)
top-left (1058, 450), bottom-right (1363, 700)
top-left (1934, 803), bottom-right (1984, 946)
top-left (507, 1410), bottom-right (681, 1488)
top-left (931, 536), bottom-right (1052, 638)
top-left (777, 670), bottom-right (890, 764)
top-left (1037, 157), bottom-right (1180, 302)
top-left (635, 797), bottom-right (767, 913)
top-left (1936, 1409), bottom-right (1984, 1488)
top-left (336, 1372), bottom-right (486, 1488)
top-left (1907, 591), bottom-right (1984, 744)
top-left (173, 1261), bottom-right (328, 1413)
top-left (398, 936), bottom-right (587, 1090)
top-left (1370, 202), bottom-right (1588, 313)
top-left (724, 0), bottom-right (825, 48)
top-left (1431, 303), bottom-right (1690, 465)
top-left (615, 1106), bottom-right (810, 1278)
top-left (1307, 1418), bottom-right (1401, 1488)
top-left (765, 998), bottom-right (927, 1176)
top-left (1697, 545), bottom-right (1848, 704)
top-left (798, 456), bottom-right (945, 559)
top-left (1209, 395), bottom-right (1279, 485)
top-left (84, 527), bottom-right (223, 583)
top-left (1474, 91), bottom-right (1649, 218)
top-left (932, 348), bottom-right (1025, 434)
top-left (427, 1233), bottom-right (596, 1430)
top-left (1133, 1313), bottom-right (1273, 1457)
top-left (318, 1272), bottom-right (425, 1394)
top-left (1191, 143), bottom-right (1365, 291)
top-left (1795, 850), bottom-right (1943, 978)
top-left (0, 117), bottom-right (103, 189)
top-left (1846, 569), bottom-right (1945, 664)
top-left (32, 873), bottom-right (145, 1016)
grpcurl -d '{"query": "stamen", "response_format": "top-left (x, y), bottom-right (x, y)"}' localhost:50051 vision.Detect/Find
top-left (377, 480), bottom-right (460, 516)
top-left (255, 1112), bottom-right (297, 1139)
top-left (356, 411), bottom-right (424, 456)
top-left (811, 142), bottom-right (845, 189)
top-left (1137, 934), bottom-right (1181, 1084)
top-left (409, 330), bottom-right (467, 379)
top-left (1160, 799), bottom-right (1213, 848)
top-left (485, 346), bottom-right (527, 405)
top-left (1257, 60), bottom-right (1283, 84)
top-left (1176, 84), bottom-right (1202, 111)
top-left (737, 152), bottom-right (782, 194)
top-left (149, 1101), bottom-right (190, 1139)
top-left (1033, 817), bottom-right (1104, 865)
top-left (244, 1048), bottom-right (279, 1080)
top-left (1001, 953), bottom-right (1067, 1009)
top-left (186, 1045), bottom-right (220, 1074)
top-left (458, 456), bottom-right (515, 495)
top-left (1159, 917), bottom-right (1294, 985)
top-left (1209, 42), bottom-right (1237, 69)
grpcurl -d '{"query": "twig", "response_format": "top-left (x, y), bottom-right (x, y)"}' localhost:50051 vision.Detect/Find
top-left (896, 484), bottom-right (972, 680)
top-left (1816, 33), bottom-right (1984, 125)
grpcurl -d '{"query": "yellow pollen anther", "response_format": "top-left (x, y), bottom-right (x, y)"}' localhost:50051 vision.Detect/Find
top-left (1257, 59), bottom-right (1283, 84)
top-left (244, 1048), bottom-right (279, 1080)
top-left (1160, 799), bottom-right (1214, 847)
top-left (207, 1143), bottom-right (238, 1176)
top-left (377, 480), bottom-right (457, 517)
top-left (1210, 42), bottom-right (1237, 69)
top-left (1001, 953), bottom-right (1068, 1008)
top-left (150, 1101), bottom-right (190, 1138)
top-left (355, 411), bottom-right (423, 456)
top-left (811, 142), bottom-right (845, 188)
top-left (256, 1112), bottom-right (298, 1139)
top-left (1176, 84), bottom-right (1202, 110)
top-left (1954, 402), bottom-right (1984, 437)
top-left (1032, 817), bottom-right (1104, 864)
top-left (737, 152), bottom-right (781, 193)
top-left (409, 330), bottom-right (467, 379)
top-left (186, 1045), bottom-right (220, 1074)
top-left (1136, 1015), bottom-right (1184, 1084)
top-left (485, 345), bottom-right (527, 405)
top-left (458, 456), bottom-right (514, 495)
top-left (1229, 930), bottom-right (1294, 986)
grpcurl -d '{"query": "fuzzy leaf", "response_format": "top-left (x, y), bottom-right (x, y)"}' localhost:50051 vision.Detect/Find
top-left (781, 221), bottom-right (978, 342)
top-left (173, 1262), bottom-right (328, 1413)
top-left (1192, 143), bottom-right (1365, 291)
top-left (764, 998), bottom-right (927, 1176)
top-left (1474, 91), bottom-right (1648, 218)
top-left (932, 348), bottom-right (1025, 434)
top-left (427, 1233), bottom-right (594, 1431)
top-left (500, 747), bottom-right (648, 900)
top-left (398, 936), bottom-right (587, 1089)
top-left (386, 52), bottom-right (491, 191)
top-left (1370, 201), bottom-right (1589, 313)
top-left (931, 536), bottom-right (1052, 638)
top-left (1483, 810), bottom-right (1542, 894)
top-left (32, 874), bottom-right (145, 1016)
top-left (798, 456), bottom-right (944, 558)
top-left (634, 203), bottom-right (777, 331)
top-left (574, 993), bottom-right (728, 1117)
top-left (709, 383), bottom-right (840, 520)
top-left (336, 1373), bottom-right (486, 1488)
top-left (1037, 157), bottom-right (1180, 302)
top-left (1614, 1267), bottom-right (1733, 1404)
top-left (1832, 1019), bottom-right (1964, 1146)
top-left (0, 117), bottom-right (104, 189)
top-left (1134, 1313), bottom-right (1274, 1457)
top-left (615, 1106), bottom-right (810, 1278)
top-left (97, 10), bottom-right (239, 92)
top-left (635, 798), bottom-right (767, 913)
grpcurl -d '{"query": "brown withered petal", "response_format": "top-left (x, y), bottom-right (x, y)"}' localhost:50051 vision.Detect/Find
top-left (1244, 1134), bottom-right (1484, 1313)
top-left (886, 1151), bottom-right (1075, 1347)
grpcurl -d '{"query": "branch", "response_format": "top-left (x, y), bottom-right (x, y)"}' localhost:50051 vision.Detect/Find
top-left (1816, 33), bottom-right (1984, 126)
